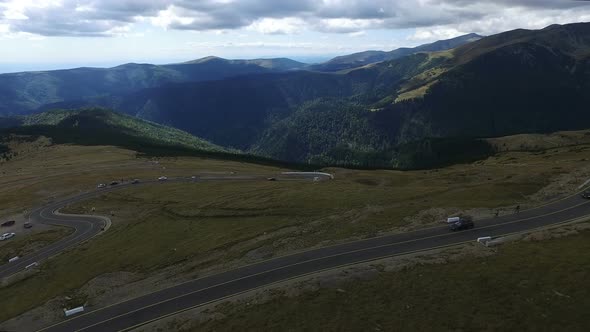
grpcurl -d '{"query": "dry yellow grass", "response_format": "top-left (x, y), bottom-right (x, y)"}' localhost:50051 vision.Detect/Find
top-left (487, 129), bottom-right (590, 152)
top-left (395, 67), bottom-right (447, 102)
top-left (0, 137), bottom-right (284, 217)
top-left (395, 80), bottom-right (438, 102)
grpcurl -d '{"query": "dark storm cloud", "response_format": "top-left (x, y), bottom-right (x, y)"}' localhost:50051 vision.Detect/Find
top-left (167, 0), bottom-right (317, 31)
top-left (81, 0), bottom-right (168, 22)
top-left (176, 0), bottom-right (316, 17)
top-left (1, 0), bottom-right (589, 37)
top-left (164, 0), bottom-right (489, 33)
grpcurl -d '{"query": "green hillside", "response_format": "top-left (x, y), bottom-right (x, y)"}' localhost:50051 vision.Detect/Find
top-left (310, 33), bottom-right (482, 72)
top-left (4, 23), bottom-right (590, 169)
top-left (0, 108), bottom-right (326, 170)
top-left (118, 22), bottom-right (589, 168)
top-left (107, 52), bottom-right (439, 151)
top-left (391, 22), bottom-right (590, 140)
top-left (0, 57), bottom-right (306, 116)
top-left (1, 108), bottom-right (226, 154)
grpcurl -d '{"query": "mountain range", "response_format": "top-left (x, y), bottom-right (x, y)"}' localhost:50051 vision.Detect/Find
top-left (0, 34), bottom-right (479, 116)
top-left (2, 23), bottom-right (590, 169)
top-left (308, 33), bottom-right (483, 72)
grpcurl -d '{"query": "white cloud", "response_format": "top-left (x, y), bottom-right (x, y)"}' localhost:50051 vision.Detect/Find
top-left (1, 0), bottom-right (62, 19)
top-left (408, 27), bottom-right (467, 41)
top-left (409, 5), bottom-right (590, 44)
top-left (348, 31), bottom-right (366, 37)
top-left (151, 5), bottom-right (194, 29)
top-left (315, 18), bottom-right (383, 33)
top-left (247, 17), bottom-right (305, 35)
top-left (0, 0), bottom-right (589, 37)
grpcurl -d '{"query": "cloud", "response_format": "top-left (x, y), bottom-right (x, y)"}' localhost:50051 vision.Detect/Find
top-left (436, 0), bottom-right (590, 9)
top-left (247, 17), bottom-right (306, 35)
top-left (409, 2), bottom-right (590, 42)
top-left (348, 31), bottom-right (366, 37)
top-left (0, 0), bottom-right (589, 37)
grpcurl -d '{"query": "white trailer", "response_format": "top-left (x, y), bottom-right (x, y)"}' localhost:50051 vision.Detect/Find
top-left (446, 217), bottom-right (461, 223)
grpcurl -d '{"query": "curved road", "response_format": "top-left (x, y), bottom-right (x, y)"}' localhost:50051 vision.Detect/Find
top-left (1, 175), bottom-right (589, 331)
top-left (0, 173), bottom-right (329, 280)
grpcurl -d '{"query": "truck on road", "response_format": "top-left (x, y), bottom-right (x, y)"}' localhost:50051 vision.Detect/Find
top-left (447, 216), bottom-right (475, 232)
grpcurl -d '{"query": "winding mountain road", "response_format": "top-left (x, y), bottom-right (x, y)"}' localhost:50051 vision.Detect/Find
top-left (1, 174), bottom-right (589, 332)
top-left (0, 173), bottom-right (328, 280)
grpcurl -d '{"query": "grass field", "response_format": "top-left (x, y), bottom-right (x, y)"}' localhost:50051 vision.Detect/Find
top-left (488, 130), bottom-right (590, 152)
top-left (0, 228), bottom-right (73, 264)
top-left (193, 228), bottom-right (590, 332)
top-left (0, 136), bottom-right (281, 218)
top-left (1, 132), bottom-right (590, 323)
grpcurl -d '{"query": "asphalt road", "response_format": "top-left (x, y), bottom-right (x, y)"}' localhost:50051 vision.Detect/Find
top-left (0, 173), bottom-right (329, 280)
top-left (0, 187), bottom-right (125, 280)
top-left (2, 175), bottom-right (589, 331)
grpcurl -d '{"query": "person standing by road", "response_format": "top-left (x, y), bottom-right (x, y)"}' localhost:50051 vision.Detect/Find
top-left (515, 205), bottom-right (520, 214)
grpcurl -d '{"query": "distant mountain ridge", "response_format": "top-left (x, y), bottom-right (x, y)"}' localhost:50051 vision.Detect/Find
top-left (183, 56), bottom-right (307, 71)
top-left (0, 57), bottom-right (307, 116)
top-left (0, 34), bottom-right (484, 116)
top-left (55, 22), bottom-right (588, 169)
top-left (38, 53), bottom-right (439, 150)
top-left (4, 24), bottom-right (589, 169)
top-left (309, 33), bottom-right (483, 72)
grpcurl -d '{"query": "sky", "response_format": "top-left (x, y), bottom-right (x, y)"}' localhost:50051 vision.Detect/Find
top-left (0, 0), bottom-right (590, 72)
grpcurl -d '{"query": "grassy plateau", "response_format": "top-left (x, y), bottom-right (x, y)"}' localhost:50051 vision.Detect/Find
top-left (193, 228), bottom-right (590, 332)
top-left (1, 130), bottom-right (590, 324)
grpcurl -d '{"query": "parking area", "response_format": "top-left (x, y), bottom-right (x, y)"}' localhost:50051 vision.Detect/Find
top-left (0, 214), bottom-right (56, 247)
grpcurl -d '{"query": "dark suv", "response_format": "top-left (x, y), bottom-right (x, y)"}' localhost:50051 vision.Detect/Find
top-left (1, 220), bottom-right (15, 227)
top-left (582, 191), bottom-right (590, 199)
top-left (449, 218), bottom-right (475, 231)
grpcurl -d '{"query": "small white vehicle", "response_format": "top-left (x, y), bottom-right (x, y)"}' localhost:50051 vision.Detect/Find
top-left (158, 176), bottom-right (168, 181)
top-left (0, 232), bottom-right (15, 241)
top-left (97, 183), bottom-right (106, 189)
top-left (446, 217), bottom-right (461, 224)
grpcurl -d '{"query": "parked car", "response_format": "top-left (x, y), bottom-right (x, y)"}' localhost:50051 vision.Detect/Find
top-left (1, 220), bottom-right (15, 227)
top-left (267, 177), bottom-right (277, 181)
top-left (132, 179), bottom-right (140, 184)
top-left (449, 218), bottom-right (475, 232)
top-left (158, 176), bottom-right (168, 181)
top-left (110, 181), bottom-right (119, 186)
top-left (581, 191), bottom-right (590, 199)
top-left (0, 232), bottom-right (15, 241)
top-left (23, 222), bottom-right (33, 229)
top-left (97, 183), bottom-right (106, 189)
